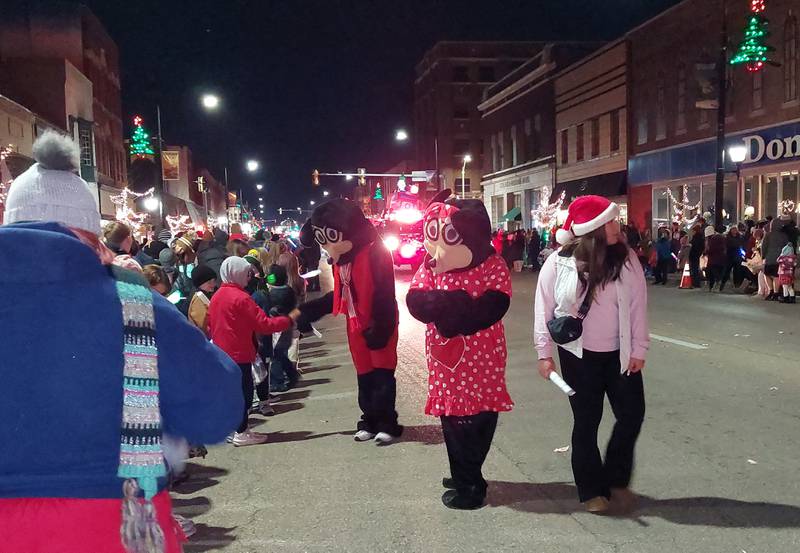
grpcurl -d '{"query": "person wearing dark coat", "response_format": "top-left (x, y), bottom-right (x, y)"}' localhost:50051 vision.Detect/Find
top-left (720, 226), bottom-right (745, 291)
top-left (297, 241), bottom-right (322, 291)
top-left (197, 227), bottom-right (229, 277)
top-left (704, 226), bottom-right (726, 291)
top-left (689, 224), bottom-right (705, 288)
top-left (527, 229), bottom-right (541, 270)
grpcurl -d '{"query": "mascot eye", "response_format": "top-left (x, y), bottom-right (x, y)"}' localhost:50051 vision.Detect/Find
top-left (314, 227), bottom-right (327, 245)
top-left (442, 223), bottom-right (461, 245)
top-left (425, 218), bottom-right (439, 241)
top-left (325, 228), bottom-right (341, 243)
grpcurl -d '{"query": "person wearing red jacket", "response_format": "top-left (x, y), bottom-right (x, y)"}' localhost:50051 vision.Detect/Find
top-left (209, 256), bottom-right (298, 446)
top-left (297, 199), bottom-right (403, 445)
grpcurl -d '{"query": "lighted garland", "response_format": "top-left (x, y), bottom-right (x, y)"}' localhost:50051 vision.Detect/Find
top-left (110, 187), bottom-right (154, 233)
top-left (531, 186), bottom-right (566, 229)
top-left (165, 214), bottom-right (194, 236)
top-left (779, 199), bottom-right (798, 215)
top-left (666, 184), bottom-right (701, 225)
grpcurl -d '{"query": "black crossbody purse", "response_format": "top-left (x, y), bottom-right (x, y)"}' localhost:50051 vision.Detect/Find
top-left (546, 283), bottom-right (594, 345)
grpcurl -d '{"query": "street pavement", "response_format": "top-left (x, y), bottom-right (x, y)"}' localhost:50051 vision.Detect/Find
top-left (176, 270), bottom-right (800, 553)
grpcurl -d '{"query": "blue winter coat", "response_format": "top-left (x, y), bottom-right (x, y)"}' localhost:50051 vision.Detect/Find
top-left (0, 222), bottom-right (243, 499)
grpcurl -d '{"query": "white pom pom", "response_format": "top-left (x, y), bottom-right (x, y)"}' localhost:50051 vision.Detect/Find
top-left (32, 130), bottom-right (79, 171)
top-left (556, 228), bottom-right (573, 245)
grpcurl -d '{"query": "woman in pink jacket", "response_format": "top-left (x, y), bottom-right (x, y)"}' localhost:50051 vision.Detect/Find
top-left (534, 196), bottom-right (649, 515)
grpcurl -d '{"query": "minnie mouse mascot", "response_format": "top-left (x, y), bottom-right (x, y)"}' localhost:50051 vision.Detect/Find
top-left (406, 190), bottom-right (513, 510)
top-left (297, 199), bottom-right (403, 445)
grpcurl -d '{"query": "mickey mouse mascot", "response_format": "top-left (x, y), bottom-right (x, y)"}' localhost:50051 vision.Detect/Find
top-left (406, 189), bottom-right (513, 510)
top-left (297, 199), bottom-right (403, 444)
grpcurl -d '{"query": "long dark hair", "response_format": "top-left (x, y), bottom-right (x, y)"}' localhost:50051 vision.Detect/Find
top-left (561, 226), bottom-right (630, 296)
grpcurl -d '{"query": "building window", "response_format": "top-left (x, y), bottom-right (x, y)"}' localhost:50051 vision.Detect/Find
top-left (656, 73), bottom-right (666, 140)
top-left (699, 107), bottom-right (709, 127)
top-left (78, 123), bottom-right (93, 167)
top-left (637, 102), bottom-right (648, 145)
top-left (455, 178), bottom-right (471, 193)
top-left (591, 118), bottom-right (600, 157)
top-left (511, 125), bottom-right (518, 166)
top-left (478, 66), bottom-right (495, 82)
top-left (785, 16), bottom-right (798, 102)
top-left (497, 131), bottom-right (505, 169)
top-left (452, 66), bottom-right (470, 82)
top-left (677, 64), bottom-right (687, 132)
top-left (454, 139), bottom-right (470, 156)
top-left (753, 71), bottom-right (764, 110)
top-left (560, 129), bottom-right (568, 165)
top-left (490, 134), bottom-right (498, 172)
top-left (611, 109), bottom-right (620, 152)
top-left (576, 124), bottom-right (585, 161)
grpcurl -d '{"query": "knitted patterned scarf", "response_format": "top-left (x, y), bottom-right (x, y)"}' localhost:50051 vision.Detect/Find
top-left (112, 266), bottom-right (167, 553)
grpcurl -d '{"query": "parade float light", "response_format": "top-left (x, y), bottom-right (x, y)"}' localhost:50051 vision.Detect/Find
top-left (393, 207), bottom-right (423, 225)
top-left (383, 235), bottom-right (401, 251)
top-left (399, 242), bottom-right (419, 259)
top-left (143, 196), bottom-right (160, 212)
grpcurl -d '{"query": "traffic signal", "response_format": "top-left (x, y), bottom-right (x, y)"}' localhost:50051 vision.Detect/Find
top-left (358, 168), bottom-right (366, 186)
top-left (312, 169), bottom-right (320, 186)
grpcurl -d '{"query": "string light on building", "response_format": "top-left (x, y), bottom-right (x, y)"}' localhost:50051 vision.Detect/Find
top-left (666, 184), bottom-right (702, 225)
top-left (531, 186), bottom-right (566, 229)
top-left (165, 214), bottom-right (194, 236)
top-left (110, 187), bottom-right (155, 233)
top-left (779, 199), bottom-right (797, 215)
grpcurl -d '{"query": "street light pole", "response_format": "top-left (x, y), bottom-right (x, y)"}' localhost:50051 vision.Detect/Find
top-left (714, 0), bottom-right (728, 229)
top-left (155, 104), bottom-right (165, 228)
top-left (461, 154), bottom-right (472, 198)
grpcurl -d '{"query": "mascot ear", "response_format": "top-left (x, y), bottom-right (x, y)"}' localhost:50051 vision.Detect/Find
top-left (299, 220), bottom-right (315, 247)
top-left (427, 189), bottom-right (452, 207)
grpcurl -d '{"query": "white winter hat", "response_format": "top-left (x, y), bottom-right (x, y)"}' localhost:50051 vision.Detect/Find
top-left (4, 130), bottom-right (101, 235)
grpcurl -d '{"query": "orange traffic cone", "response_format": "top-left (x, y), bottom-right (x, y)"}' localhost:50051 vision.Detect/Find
top-left (679, 262), bottom-right (692, 289)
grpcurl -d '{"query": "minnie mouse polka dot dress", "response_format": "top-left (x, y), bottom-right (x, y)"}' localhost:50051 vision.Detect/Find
top-left (410, 254), bottom-right (514, 417)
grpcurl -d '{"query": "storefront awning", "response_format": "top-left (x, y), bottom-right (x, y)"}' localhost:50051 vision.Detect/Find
top-left (553, 171), bottom-right (627, 202)
top-left (502, 206), bottom-right (522, 221)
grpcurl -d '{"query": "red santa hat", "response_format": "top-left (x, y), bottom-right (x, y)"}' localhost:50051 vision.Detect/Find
top-left (555, 195), bottom-right (620, 245)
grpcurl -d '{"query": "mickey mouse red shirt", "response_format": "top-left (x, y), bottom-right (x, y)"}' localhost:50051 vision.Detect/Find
top-left (410, 254), bottom-right (514, 416)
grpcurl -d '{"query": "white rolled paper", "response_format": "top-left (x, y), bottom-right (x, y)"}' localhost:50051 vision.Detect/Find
top-left (549, 371), bottom-right (576, 396)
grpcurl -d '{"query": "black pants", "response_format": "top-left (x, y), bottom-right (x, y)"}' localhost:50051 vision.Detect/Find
top-left (237, 363), bottom-right (254, 433)
top-left (440, 412), bottom-right (498, 497)
top-left (706, 264), bottom-right (725, 290)
top-left (255, 336), bottom-right (272, 401)
top-left (558, 348), bottom-right (645, 502)
top-left (689, 255), bottom-right (702, 287)
top-left (720, 259), bottom-right (742, 289)
top-left (357, 368), bottom-right (401, 435)
top-left (653, 258), bottom-right (670, 284)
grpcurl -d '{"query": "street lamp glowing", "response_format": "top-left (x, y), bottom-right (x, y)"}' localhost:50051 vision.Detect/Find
top-left (310, 200), bottom-right (316, 206)
top-left (201, 94), bottom-right (220, 110)
top-left (258, 197), bottom-right (263, 201)
top-left (256, 184), bottom-right (263, 190)
top-left (728, 144), bottom-right (747, 164)
top-left (246, 160), bottom-right (259, 172)
top-left (259, 204), bottom-right (264, 209)
top-left (460, 154), bottom-right (472, 198)
top-left (323, 190), bottom-right (330, 196)
top-left (345, 174), bottom-right (353, 181)
top-left (143, 197), bottom-right (160, 212)
top-left (395, 129), bottom-right (409, 142)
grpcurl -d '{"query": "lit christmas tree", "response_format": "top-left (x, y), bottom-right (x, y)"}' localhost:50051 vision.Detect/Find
top-left (373, 183), bottom-right (383, 200)
top-left (730, 0), bottom-right (776, 72)
top-left (129, 115), bottom-right (155, 157)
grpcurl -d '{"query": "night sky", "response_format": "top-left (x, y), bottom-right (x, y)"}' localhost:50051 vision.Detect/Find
top-left (84, 0), bottom-right (681, 219)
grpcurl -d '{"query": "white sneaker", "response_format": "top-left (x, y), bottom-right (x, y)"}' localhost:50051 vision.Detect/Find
top-left (374, 432), bottom-right (394, 445)
top-left (225, 433), bottom-right (234, 444)
top-left (173, 514), bottom-right (196, 538)
top-left (353, 430), bottom-right (376, 442)
top-left (231, 430), bottom-right (269, 447)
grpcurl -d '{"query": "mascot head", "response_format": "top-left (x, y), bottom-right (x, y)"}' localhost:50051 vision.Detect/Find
top-left (300, 199), bottom-right (377, 265)
top-left (422, 189), bottom-right (494, 274)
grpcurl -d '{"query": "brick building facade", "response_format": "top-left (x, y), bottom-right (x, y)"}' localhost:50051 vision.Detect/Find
top-left (414, 41), bottom-right (542, 199)
top-left (626, 0), bottom-right (800, 232)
